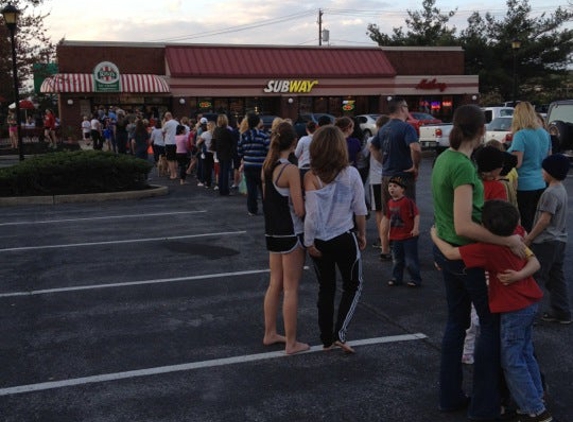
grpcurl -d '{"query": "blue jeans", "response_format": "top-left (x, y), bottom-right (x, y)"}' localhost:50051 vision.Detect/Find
top-left (500, 302), bottom-right (545, 415)
top-left (433, 246), bottom-right (501, 420)
top-left (391, 236), bottom-right (421, 285)
top-left (244, 166), bottom-right (263, 214)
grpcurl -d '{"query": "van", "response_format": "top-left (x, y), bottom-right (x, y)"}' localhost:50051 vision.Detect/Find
top-left (481, 107), bottom-right (514, 124)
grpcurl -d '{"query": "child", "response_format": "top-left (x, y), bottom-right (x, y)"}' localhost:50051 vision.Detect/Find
top-left (386, 176), bottom-right (421, 287)
top-left (475, 145), bottom-right (508, 201)
top-left (486, 139), bottom-right (519, 207)
top-left (431, 200), bottom-right (551, 422)
top-left (81, 116), bottom-right (91, 143)
top-left (103, 118), bottom-right (113, 152)
top-left (525, 153), bottom-right (571, 325)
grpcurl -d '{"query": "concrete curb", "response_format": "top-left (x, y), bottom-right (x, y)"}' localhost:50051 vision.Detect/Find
top-left (0, 185), bottom-right (169, 207)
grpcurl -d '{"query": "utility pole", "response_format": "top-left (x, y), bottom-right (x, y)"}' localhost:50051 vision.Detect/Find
top-left (318, 9), bottom-right (323, 46)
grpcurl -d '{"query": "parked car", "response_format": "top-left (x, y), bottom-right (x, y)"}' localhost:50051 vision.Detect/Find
top-left (481, 106), bottom-right (514, 124)
top-left (546, 99), bottom-right (573, 156)
top-left (406, 112), bottom-right (442, 135)
top-left (418, 123), bottom-right (452, 153)
top-left (485, 116), bottom-right (514, 147)
top-left (355, 114), bottom-right (380, 140)
top-left (294, 112), bottom-right (335, 138)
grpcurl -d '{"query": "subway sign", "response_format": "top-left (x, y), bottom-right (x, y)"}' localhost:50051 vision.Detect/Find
top-left (264, 80), bottom-right (318, 93)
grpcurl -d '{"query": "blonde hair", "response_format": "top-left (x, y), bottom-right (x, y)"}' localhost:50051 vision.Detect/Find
top-left (239, 116), bottom-right (249, 134)
top-left (309, 125), bottom-right (349, 184)
top-left (217, 114), bottom-right (229, 128)
top-left (511, 102), bottom-right (540, 132)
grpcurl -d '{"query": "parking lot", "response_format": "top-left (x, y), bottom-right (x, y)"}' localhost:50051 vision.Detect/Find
top-left (0, 156), bottom-right (572, 421)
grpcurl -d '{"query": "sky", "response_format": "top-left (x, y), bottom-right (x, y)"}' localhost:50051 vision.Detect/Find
top-left (33, 0), bottom-right (565, 47)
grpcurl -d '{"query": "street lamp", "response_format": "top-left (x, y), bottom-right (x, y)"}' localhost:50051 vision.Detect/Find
top-left (511, 39), bottom-right (521, 107)
top-left (2, 3), bottom-right (23, 161)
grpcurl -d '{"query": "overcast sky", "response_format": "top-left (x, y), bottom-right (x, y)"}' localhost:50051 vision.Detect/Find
top-left (34, 0), bottom-right (565, 47)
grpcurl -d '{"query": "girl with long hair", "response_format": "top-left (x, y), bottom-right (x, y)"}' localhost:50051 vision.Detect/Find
top-left (303, 125), bottom-right (368, 353)
top-left (261, 121), bottom-right (309, 355)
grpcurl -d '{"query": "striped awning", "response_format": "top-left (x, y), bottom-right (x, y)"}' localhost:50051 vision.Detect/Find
top-left (40, 73), bottom-right (170, 93)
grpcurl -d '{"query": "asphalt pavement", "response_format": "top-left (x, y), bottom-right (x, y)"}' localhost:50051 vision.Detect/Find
top-left (0, 156), bottom-right (572, 422)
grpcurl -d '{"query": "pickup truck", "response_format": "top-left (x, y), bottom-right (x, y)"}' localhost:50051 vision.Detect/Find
top-left (418, 106), bottom-right (515, 154)
top-left (546, 99), bottom-right (573, 157)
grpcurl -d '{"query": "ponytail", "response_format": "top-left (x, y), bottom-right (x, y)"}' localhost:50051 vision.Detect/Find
top-left (262, 122), bottom-right (297, 178)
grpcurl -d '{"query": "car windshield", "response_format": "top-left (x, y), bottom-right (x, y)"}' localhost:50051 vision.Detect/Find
top-left (548, 104), bottom-right (573, 124)
top-left (488, 117), bottom-right (513, 131)
top-left (499, 109), bottom-right (514, 117)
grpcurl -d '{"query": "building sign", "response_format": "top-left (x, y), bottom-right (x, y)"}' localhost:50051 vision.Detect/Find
top-left (342, 100), bottom-right (355, 111)
top-left (93, 61), bottom-right (121, 92)
top-left (263, 80), bottom-right (318, 93)
top-left (416, 78), bottom-right (447, 92)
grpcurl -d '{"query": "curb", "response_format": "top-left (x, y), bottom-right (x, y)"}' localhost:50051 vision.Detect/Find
top-left (0, 185), bottom-right (169, 207)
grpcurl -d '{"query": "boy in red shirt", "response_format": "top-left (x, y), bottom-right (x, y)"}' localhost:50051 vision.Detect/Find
top-left (386, 176), bottom-right (421, 287)
top-left (431, 200), bottom-right (552, 422)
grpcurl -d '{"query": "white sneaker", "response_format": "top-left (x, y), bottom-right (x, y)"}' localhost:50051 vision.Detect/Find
top-left (214, 186), bottom-right (219, 190)
top-left (197, 182), bottom-right (204, 187)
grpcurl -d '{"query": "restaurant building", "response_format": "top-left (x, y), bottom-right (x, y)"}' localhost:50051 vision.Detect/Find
top-left (40, 41), bottom-right (479, 138)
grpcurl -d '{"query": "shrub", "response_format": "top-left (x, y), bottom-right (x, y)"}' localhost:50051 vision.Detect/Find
top-left (0, 150), bottom-right (153, 196)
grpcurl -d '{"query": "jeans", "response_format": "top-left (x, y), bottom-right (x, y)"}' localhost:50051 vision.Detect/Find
top-left (531, 240), bottom-right (571, 320)
top-left (433, 246), bottom-right (501, 420)
top-left (391, 236), bottom-right (421, 285)
top-left (244, 166), bottom-right (263, 214)
top-left (500, 302), bottom-right (545, 415)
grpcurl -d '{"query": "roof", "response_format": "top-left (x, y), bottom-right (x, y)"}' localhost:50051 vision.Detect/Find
top-left (165, 45), bottom-right (396, 78)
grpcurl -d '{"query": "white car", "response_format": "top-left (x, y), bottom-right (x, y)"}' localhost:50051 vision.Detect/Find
top-left (355, 114), bottom-right (380, 140)
top-left (485, 116), bottom-right (513, 145)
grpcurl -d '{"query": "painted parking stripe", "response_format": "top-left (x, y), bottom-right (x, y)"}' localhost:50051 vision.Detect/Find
top-left (0, 333), bottom-right (427, 397)
top-left (0, 231), bottom-right (246, 253)
top-left (0, 268), bottom-right (272, 298)
top-left (0, 211), bottom-right (206, 227)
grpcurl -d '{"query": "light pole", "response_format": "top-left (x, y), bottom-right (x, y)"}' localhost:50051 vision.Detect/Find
top-left (2, 3), bottom-right (23, 161)
top-left (511, 39), bottom-right (521, 107)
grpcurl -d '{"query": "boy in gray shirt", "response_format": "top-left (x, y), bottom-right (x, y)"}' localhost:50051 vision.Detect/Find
top-left (525, 154), bottom-right (571, 324)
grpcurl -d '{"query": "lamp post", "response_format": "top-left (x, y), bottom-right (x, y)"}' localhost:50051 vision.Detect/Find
top-left (511, 39), bottom-right (521, 107)
top-left (2, 3), bottom-right (23, 161)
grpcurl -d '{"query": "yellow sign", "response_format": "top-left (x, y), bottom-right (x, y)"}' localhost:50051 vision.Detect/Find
top-left (263, 80), bottom-right (318, 93)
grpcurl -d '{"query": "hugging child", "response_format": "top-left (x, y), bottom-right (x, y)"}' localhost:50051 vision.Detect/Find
top-left (432, 200), bottom-right (551, 422)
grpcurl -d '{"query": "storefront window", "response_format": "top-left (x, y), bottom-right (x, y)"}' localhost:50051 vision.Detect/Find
top-left (314, 97), bottom-right (327, 113)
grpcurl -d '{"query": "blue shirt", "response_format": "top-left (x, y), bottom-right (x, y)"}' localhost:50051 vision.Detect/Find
top-left (371, 119), bottom-right (418, 177)
top-left (508, 128), bottom-right (551, 191)
top-left (238, 129), bottom-right (270, 168)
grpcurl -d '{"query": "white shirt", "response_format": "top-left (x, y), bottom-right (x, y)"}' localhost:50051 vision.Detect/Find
top-left (304, 166), bottom-right (368, 246)
top-left (366, 136), bottom-right (383, 184)
top-left (295, 135), bottom-right (313, 169)
top-left (162, 119), bottom-right (178, 145)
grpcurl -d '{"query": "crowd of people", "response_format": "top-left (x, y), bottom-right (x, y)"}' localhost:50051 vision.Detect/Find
top-left (80, 100), bottom-right (568, 421)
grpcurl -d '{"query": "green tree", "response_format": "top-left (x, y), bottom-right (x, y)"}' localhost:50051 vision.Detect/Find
top-left (0, 0), bottom-right (55, 105)
top-left (366, 0), bottom-right (573, 103)
top-left (366, 0), bottom-right (457, 46)
top-left (459, 0), bottom-right (573, 102)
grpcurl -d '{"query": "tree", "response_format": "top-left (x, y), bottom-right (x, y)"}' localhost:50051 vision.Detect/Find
top-left (0, 0), bottom-right (55, 105)
top-left (459, 0), bottom-right (573, 102)
top-left (366, 0), bottom-right (573, 103)
top-left (366, 0), bottom-right (457, 46)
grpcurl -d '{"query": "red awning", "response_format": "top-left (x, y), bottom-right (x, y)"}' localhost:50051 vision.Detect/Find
top-left (40, 73), bottom-right (170, 93)
top-left (165, 45), bottom-right (396, 78)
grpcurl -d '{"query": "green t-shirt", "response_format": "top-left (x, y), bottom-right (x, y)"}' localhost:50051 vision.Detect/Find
top-left (431, 149), bottom-right (484, 246)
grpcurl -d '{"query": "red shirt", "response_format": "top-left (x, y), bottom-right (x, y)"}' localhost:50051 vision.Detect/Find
top-left (483, 179), bottom-right (507, 201)
top-left (386, 196), bottom-right (419, 241)
top-left (44, 113), bottom-right (56, 130)
top-left (459, 237), bottom-right (543, 313)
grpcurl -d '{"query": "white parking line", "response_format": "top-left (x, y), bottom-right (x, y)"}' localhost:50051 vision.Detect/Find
top-left (0, 231), bottom-right (246, 253)
top-left (0, 268), bottom-right (272, 298)
top-left (0, 211), bottom-right (206, 227)
top-left (0, 333), bottom-right (427, 397)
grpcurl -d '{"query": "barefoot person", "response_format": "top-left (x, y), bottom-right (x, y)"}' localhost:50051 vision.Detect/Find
top-left (304, 125), bottom-right (368, 354)
top-left (261, 121), bottom-right (309, 355)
